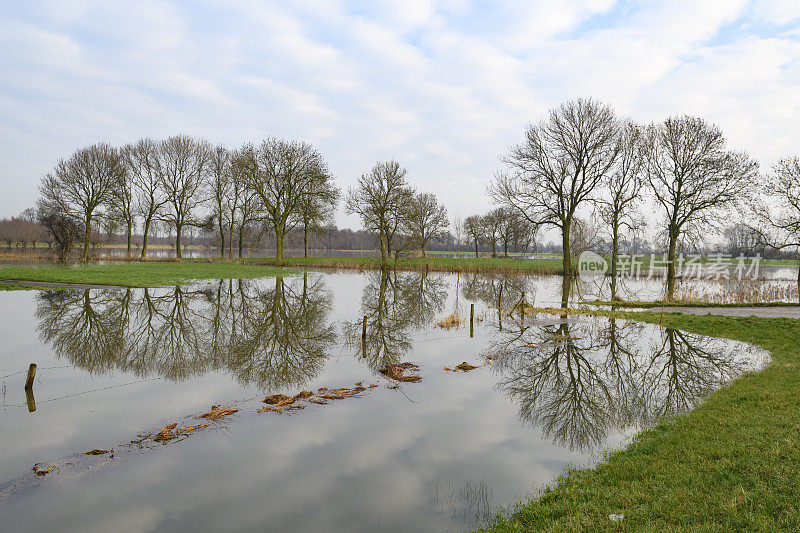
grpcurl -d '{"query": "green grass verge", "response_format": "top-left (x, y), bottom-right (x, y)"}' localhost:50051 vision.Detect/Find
top-left (0, 262), bottom-right (292, 288)
top-left (483, 309), bottom-right (800, 532)
top-left (583, 299), bottom-right (800, 308)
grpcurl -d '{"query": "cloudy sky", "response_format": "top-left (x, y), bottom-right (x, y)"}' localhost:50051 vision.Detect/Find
top-left (2, 0), bottom-right (799, 229)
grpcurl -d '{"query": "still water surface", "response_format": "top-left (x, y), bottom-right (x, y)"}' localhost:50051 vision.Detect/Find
top-left (0, 271), bottom-right (768, 532)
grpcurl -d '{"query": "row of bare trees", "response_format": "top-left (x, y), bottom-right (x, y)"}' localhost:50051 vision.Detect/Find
top-left (459, 208), bottom-right (537, 258)
top-left (491, 98), bottom-right (760, 299)
top-left (36, 140), bottom-right (458, 266)
top-left (37, 135), bottom-right (341, 264)
top-left (345, 160), bottom-right (449, 266)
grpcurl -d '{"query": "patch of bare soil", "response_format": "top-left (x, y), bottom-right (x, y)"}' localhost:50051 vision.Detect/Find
top-left (379, 362), bottom-right (422, 382)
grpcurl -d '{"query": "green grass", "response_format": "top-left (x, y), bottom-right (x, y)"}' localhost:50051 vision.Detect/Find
top-left (583, 299), bottom-right (800, 308)
top-left (484, 309), bottom-right (800, 532)
top-left (0, 262), bottom-right (292, 288)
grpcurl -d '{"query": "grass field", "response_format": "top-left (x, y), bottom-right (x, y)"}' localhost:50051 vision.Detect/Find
top-left (0, 262), bottom-right (291, 288)
top-left (483, 309), bottom-right (800, 532)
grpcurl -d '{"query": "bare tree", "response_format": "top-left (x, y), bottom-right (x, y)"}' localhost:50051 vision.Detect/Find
top-left (230, 147), bottom-right (261, 259)
top-left (208, 145), bottom-right (232, 258)
top-left (345, 160), bottom-right (414, 268)
top-left (298, 172), bottom-right (340, 258)
top-left (123, 139), bottom-right (165, 259)
top-left (452, 215), bottom-right (464, 258)
top-left (644, 116), bottom-right (758, 298)
top-left (36, 207), bottom-right (83, 262)
top-left (598, 121), bottom-right (646, 298)
top-left (239, 137), bottom-right (334, 265)
top-left (402, 192), bottom-right (448, 257)
top-left (491, 98), bottom-right (619, 276)
top-left (109, 163), bottom-right (136, 258)
top-left (464, 215), bottom-right (483, 257)
top-left (38, 143), bottom-right (126, 262)
top-left (156, 135), bottom-right (212, 259)
top-left (483, 209), bottom-right (503, 258)
top-left (750, 157), bottom-right (800, 282)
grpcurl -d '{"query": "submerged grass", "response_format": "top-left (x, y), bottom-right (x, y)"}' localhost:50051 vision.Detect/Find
top-left (0, 262), bottom-right (291, 288)
top-left (483, 309), bottom-right (800, 532)
top-left (242, 256), bottom-right (566, 274)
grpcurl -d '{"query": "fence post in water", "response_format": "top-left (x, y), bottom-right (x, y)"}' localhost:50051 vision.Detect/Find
top-left (362, 315), bottom-right (368, 341)
top-left (25, 388), bottom-right (36, 412)
top-left (520, 295), bottom-right (525, 320)
top-left (24, 363), bottom-right (36, 391)
top-left (470, 304), bottom-right (474, 338)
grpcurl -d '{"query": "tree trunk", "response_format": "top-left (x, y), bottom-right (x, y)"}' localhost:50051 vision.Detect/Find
top-left (82, 215), bottom-right (91, 263)
top-left (126, 223), bottom-right (132, 259)
top-left (304, 222), bottom-right (309, 259)
top-left (474, 239), bottom-right (479, 258)
top-left (503, 240), bottom-right (508, 257)
top-left (491, 239), bottom-right (496, 258)
top-left (560, 274), bottom-right (571, 309)
top-left (228, 223), bottom-right (234, 258)
top-left (219, 229), bottom-right (225, 258)
top-left (141, 217), bottom-right (151, 259)
top-left (610, 218), bottom-right (619, 300)
top-left (275, 222), bottom-right (284, 266)
top-left (421, 241), bottom-right (426, 258)
top-left (562, 218), bottom-right (572, 278)
top-left (379, 231), bottom-right (389, 268)
top-left (176, 225), bottom-right (183, 259)
top-left (666, 227), bottom-right (678, 301)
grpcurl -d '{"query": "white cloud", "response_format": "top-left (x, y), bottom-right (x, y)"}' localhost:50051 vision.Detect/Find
top-left (0, 0), bottom-right (799, 225)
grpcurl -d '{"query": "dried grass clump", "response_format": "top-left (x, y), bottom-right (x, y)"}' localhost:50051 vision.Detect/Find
top-left (444, 361), bottom-right (480, 372)
top-left (32, 463), bottom-right (58, 476)
top-left (82, 449), bottom-right (111, 456)
top-left (436, 313), bottom-right (461, 330)
top-left (153, 423), bottom-right (179, 442)
top-left (259, 382), bottom-right (377, 412)
top-left (379, 362), bottom-right (422, 382)
top-left (195, 404), bottom-right (239, 420)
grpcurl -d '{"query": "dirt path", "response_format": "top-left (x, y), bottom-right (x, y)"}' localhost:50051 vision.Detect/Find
top-left (645, 306), bottom-right (800, 319)
top-left (0, 279), bottom-right (129, 290)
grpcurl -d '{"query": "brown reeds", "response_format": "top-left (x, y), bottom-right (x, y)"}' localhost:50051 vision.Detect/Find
top-left (379, 362), bottom-right (422, 382)
top-left (259, 382), bottom-right (377, 412)
top-left (436, 313), bottom-right (461, 330)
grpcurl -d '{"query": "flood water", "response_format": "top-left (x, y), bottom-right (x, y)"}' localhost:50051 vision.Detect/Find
top-left (0, 271), bottom-right (768, 532)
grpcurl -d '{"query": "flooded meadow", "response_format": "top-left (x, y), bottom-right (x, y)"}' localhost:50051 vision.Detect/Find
top-left (0, 271), bottom-right (769, 532)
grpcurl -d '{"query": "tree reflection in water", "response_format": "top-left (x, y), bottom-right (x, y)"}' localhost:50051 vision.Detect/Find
top-left (461, 272), bottom-right (531, 329)
top-left (35, 273), bottom-right (337, 390)
top-left (489, 280), bottom-right (764, 451)
top-left (345, 269), bottom-right (447, 369)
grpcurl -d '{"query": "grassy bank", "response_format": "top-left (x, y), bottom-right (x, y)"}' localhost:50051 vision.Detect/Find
top-left (0, 262), bottom-right (291, 288)
top-left (583, 299), bottom-right (800, 308)
top-left (484, 309), bottom-right (800, 532)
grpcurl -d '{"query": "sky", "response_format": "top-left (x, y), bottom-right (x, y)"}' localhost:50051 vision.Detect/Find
top-left (2, 0), bottom-right (800, 232)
